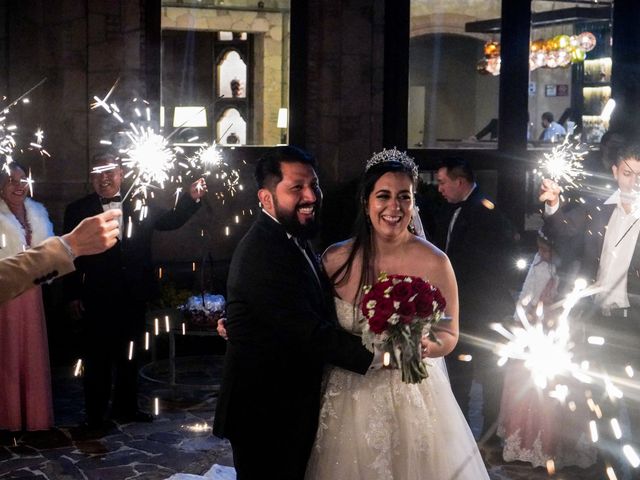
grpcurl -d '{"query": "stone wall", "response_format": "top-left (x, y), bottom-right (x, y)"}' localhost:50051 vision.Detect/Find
top-left (1, 0), bottom-right (388, 255)
top-left (2, 1), bottom-right (147, 232)
top-left (303, 1), bottom-right (385, 244)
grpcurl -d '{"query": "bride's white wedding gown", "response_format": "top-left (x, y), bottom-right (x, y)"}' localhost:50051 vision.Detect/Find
top-left (305, 298), bottom-right (489, 480)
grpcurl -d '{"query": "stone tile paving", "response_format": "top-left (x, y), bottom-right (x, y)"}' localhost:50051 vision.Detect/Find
top-left (0, 359), bottom-right (622, 480)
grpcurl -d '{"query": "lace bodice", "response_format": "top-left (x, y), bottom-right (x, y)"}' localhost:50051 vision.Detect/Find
top-left (334, 297), bottom-right (364, 334)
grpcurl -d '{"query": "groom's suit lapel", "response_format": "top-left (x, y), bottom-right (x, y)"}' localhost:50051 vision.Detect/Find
top-left (303, 240), bottom-right (340, 326)
top-left (257, 212), bottom-right (327, 309)
top-left (258, 212), bottom-right (336, 322)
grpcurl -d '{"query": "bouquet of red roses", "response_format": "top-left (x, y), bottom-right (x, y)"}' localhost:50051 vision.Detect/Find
top-left (360, 272), bottom-right (447, 384)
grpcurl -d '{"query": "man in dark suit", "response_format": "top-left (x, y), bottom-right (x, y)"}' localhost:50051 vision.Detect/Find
top-left (64, 152), bottom-right (206, 429)
top-left (432, 157), bottom-right (516, 438)
top-left (213, 146), bottom-right (376, 480)
top-left (540, 143), bottom-right (640, 465)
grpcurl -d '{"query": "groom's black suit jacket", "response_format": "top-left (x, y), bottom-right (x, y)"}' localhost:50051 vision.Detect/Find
top-left (213, 211), bottom-right (373, 475)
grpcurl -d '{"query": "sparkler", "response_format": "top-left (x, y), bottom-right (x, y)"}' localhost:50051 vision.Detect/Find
top-left (535, 135), bottom-right (589, 192)
top-left (91, 81), bottom-right (254, 245)
top-left (492, 274), bottom-right (640, 478)
top-left (22, 168), bottom-right (35, 197)
top-left (194, 143), bottom-right (223, 172)
top-left (73, 359), bottom-right (83, 377)
top-left (493, 278), bottom-right (588, 388)
top-left (186, 142), bottom-right (243, 197)
top-left (1, 78), bottom-right (50, 172)
top-left (92, 92), bottom-right (179, 203)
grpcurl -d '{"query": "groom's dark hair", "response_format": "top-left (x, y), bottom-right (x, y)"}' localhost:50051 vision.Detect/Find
top-left (255, 146), bottom-right (317, 191)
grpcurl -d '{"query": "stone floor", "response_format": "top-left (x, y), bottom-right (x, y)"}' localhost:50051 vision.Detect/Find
top-left (0, 356), bottom-right (622, 480)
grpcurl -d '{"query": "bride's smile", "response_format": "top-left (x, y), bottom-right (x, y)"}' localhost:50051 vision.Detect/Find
top-left (367, 171), bottom-right (414, 238)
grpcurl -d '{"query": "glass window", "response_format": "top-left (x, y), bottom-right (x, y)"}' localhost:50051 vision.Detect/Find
top-left (528, 0), bottom-right (613, 147)
top-left (409, 0), bottom-right (502, 149)
top-left (161, 0), bottom-right (290, 146)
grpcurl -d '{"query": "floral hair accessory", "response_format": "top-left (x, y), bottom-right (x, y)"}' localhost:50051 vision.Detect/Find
top-left (365, 148), bottom-right (419, 180)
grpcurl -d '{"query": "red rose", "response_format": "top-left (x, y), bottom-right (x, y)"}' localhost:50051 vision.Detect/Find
top-left (411, 277), bottom-right (429, 295)
top-left (372, 279), bottom-right (393, 296)
top-left (368, 311), bottom-right (389, 334)
top-left (375, 297), bottom-right (395, 319)
top-left (397, 299), bottom-right (417, 318)
top-left (361, 291), bottom-right (375, 317)
top-left (390, 281), bottom-right (413, 303)
top-left (415, 293), bottom-right (435, 318)
top-left (433, 288), bottom-right (447, 310)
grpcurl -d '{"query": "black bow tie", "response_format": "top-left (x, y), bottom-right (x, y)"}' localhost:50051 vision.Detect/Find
top-left (101, 195), bottom-right (122, 204)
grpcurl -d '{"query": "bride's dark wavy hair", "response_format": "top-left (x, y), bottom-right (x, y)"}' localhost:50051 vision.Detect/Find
top-left (329, 160), bottom-right (418, 300)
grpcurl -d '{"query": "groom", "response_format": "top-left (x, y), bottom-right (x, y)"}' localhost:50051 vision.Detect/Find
top-left (213, 146), bottom-right (376, 480)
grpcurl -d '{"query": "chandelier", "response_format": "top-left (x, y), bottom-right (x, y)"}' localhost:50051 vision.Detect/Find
top-left (478, 31), bottom-right (596, 75)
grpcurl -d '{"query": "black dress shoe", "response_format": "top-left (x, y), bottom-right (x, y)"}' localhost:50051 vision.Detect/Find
top-left (112, 410), bottom-right (154, 424)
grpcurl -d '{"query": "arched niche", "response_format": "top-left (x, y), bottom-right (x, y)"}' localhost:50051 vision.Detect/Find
top-left (217, 49), bottom-right (247, 99)
top-left (217, 108), bottom-right (247, 145)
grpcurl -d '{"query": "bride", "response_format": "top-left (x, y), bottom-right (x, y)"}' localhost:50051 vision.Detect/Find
top-left (305, 149), bottom-right (489, 479)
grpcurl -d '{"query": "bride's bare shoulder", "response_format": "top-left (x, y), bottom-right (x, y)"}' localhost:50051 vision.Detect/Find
top-left (408, 237), bottom-right (455, 292)
top-left (321, 238), bottom-right (355, 275)
top-left (410, 235), bottom-right (447, 265)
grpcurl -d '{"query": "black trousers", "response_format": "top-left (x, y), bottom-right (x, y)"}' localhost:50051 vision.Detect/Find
top-left (81, 301), bottom-right (146, 424)
top-left (446, 341), bottom-right (504, 436)
top-left (225, 392), bottom-right (318, 480)
top-left (228, 426), bottom-right (313, 480)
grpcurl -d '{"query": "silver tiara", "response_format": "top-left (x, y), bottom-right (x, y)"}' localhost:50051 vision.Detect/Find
top-left (365, 148), bottom-right (418, 178)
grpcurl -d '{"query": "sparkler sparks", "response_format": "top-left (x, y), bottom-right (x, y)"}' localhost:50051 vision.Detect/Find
top-left (73, 359), bottom-right (83, 377)
top-left (183, 422), bottom-right (212, 433)
top-left (493, 278), bottom-right (589, 389)
top-left (492, 273), bottom-right (640, 478)
top-left (195, 143), bottom-right (223, 172)
top-left (186, 142), bottom-right (242, 198)
top-left (121, 124), bottom-right (176, 200)
top-left (535, 135), bottom-right (589, 191)
top-left (92, 87), bottom-right (179, 203)
top-left (1, 79), bottom-right (50, 172)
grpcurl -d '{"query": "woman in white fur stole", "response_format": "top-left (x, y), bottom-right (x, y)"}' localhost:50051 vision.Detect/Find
top-left (0, 163), bottom-right (55, 432)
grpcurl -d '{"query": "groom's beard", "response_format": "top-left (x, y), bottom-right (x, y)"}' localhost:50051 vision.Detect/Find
top-left (274, 199), bottom-right (321, 240)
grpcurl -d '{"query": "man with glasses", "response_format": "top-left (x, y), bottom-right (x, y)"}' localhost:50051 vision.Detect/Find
top-left (64, 152), bottom-right (206, 432)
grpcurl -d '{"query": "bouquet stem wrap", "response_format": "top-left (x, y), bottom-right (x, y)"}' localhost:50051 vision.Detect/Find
top-left (391, 325), bottom-right (429, 384)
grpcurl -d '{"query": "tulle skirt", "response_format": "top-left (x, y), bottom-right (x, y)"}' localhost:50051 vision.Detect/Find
top-left (306, 360), bottom-right (489, 480)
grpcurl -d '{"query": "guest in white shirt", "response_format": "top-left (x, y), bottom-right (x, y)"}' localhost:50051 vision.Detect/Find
top-left (539, 142), bottom-right (640, 474)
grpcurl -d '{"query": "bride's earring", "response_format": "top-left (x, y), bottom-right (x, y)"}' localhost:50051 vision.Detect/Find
top-left (408, 218), bottom-right (416, 234)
